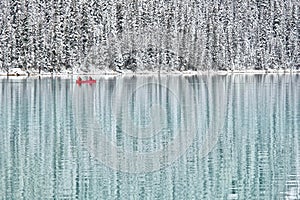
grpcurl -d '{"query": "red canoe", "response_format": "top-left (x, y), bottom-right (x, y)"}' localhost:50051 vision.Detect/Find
top-left (76, 80), bottom-right (96, 84)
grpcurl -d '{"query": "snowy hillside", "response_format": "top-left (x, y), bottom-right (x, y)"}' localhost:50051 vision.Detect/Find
top-left (0, 0), bottom-right (299, 73)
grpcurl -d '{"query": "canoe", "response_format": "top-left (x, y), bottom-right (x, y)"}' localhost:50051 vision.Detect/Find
top-left (76, 80), bottom-right (96, 84)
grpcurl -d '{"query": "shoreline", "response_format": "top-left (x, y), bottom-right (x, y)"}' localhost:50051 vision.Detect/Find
top-left (1, 68), bottom-right (300, 77)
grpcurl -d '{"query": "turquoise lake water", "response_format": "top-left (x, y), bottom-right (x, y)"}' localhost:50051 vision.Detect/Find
top-left (0, 74), bottom-right (299, 199)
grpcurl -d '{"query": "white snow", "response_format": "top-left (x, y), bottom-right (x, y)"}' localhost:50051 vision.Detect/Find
top-left (0, 67), bottom-right (299, 77)
top-left (7, 68), bottom-right (28, 76)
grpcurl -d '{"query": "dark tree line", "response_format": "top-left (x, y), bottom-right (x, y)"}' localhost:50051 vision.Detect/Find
top-left (0, 0), bottom-right (299, 73)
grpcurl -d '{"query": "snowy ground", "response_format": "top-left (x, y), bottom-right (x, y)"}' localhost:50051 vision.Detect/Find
top-left (1, 67), bottom-right (300, 77)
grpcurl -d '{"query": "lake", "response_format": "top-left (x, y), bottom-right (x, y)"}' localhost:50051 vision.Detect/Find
top-left (0, 74), bottom-right (299, 199)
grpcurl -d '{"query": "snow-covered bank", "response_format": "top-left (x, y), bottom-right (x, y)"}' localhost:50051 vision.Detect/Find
top-left (0, 68), bottom-right (120, 77)
top-left (1, 68), bottom-right (300, 77)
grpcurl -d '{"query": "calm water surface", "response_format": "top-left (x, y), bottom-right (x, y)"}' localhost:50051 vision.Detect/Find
top-left (0, 74), bottom-right (299, 199)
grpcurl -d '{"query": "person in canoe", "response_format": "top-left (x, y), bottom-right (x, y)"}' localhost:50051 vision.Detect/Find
top-left (77, 76), bottom-right (82, 81)
top-left (88, 76), bottom-right (93, 81)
